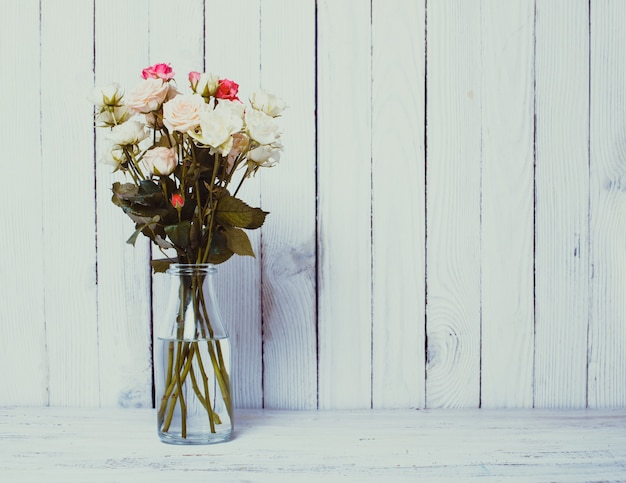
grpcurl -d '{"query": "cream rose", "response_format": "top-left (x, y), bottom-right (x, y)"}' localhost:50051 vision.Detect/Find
top-left (189, 100), bottom-right (244, 155)
top-left (142, 146), bottom-right (177, 176)
top-left (163, 94), bottom-right (208, 133)
top-left (249, 90), bottom-right (286, 117)
top-left (245, 109), bottom-right (281, 145)
top-left (125, 78), bottom-right (169, 114)
top-left (105, 120), bottom-right (148, 146)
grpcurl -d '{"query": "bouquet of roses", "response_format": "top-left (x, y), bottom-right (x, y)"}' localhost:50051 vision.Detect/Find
top-left (91, 62), bottom-right (285, 268)
top-left (90, 63), bottom-right (285, 442)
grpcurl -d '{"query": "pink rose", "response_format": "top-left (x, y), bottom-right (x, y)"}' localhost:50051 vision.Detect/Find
top-left (215, 79), bottom-right (239, 100)
top-left (188, 71), bottom-right (201, 90)
top-left (226, 133), bottom-right (250, 173)
top-left (142, 63), bottom-right (175, 80)
top-left (126, 78), bottom-right (170, 114)
top-left (142, 146), bottom-right (177, 176)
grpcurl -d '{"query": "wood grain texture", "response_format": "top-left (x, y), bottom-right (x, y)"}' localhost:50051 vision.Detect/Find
top-left (41, 0), bottom-right (100, 406)
top-left (534, 0), bottom-right (589, 408)
top-left (371, 0), bottom-right (426, 409)
top-left (0, 0), bottom-right (48, 406)
top-left (94, 0), bottom-right (154, 408)
top-left (479, 0), bottom-right (536, 408)
top-left (259, 0), bottom-right (317, 409)
top-left (4, 2), bottom-right (626, 411)
top-left (317, 0), bottom-right (373, 409)
top-left (147, 0), bottom-right (205, 410)
top-left (204, 0), bottom-right (264, 409)
top-left (588, 0), bottom-right (626, 408)
top-left (2, 408), bottom-right (626, 482)
top-left (425, 0), bottom-right (482, 408)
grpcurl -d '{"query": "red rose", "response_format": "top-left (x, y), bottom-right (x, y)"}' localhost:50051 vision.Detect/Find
top-left (171, 193), bottom-right (184, 209)
top-left (215, 79), bottom-right (239, 100)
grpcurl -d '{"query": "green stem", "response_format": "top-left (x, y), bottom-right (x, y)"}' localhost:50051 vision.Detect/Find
top-left (199, 153), bottom-right (222, 264)
top-left (159, 271), bottom-right (232, 438)
top-left (189, 342), bottom-right (217, 432)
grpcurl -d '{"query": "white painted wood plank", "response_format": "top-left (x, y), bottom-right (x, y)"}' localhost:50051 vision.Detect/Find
top-left (534, 0), bottom-right (589, 408)
top-left (2, 408), bottom-right (626, 481)
top-left (425, 0), bottom-right (482, 408)
top-left (40, 0), bottom-right (100, 406)
top-left (0, 0), bottom-right (48, 405)
top-left (146, 0), bottom-right (205, 413)
top-left (371, 0), bottom-right (426, 409)
top-left (94, 0), bottom-right (153, 408)
top-left (479, 0), bottom-right (536, 408)
top-left (317, 0), bottom-right (373, 409)
top-left (204, 0), bottom-right (264, 409)
top-left (259, 0), bottom-right (317, 409)
top-left (148, 0), bottom-right (204, 81)
top-left (588, 0), bottom-right (626, 408)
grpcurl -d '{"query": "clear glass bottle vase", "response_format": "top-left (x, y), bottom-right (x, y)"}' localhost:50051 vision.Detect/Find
top-left (154, 264), bottom-right (233, 444)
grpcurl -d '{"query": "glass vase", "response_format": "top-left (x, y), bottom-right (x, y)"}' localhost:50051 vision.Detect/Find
top-left (154, 264), bottom-right (233, 444)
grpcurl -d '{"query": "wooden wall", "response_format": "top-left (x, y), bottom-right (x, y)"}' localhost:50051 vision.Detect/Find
top-left (1, 0), bottom-right (625, 409)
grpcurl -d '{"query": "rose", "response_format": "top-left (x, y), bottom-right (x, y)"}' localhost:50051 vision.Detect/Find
top-left (215, 79), bottom-right (239, 100)
top-left (189, 100), bottom-right (244, 155)
top-left (248, 144), bottom-right (281, 167)
top-left (89, 82), bottom-right (124, 109)
top-left (245, 109), bottom-right (281, 145)
top-left (189, 71), bottom-right (220, 98)
top-left (188, 71), bottom-right (200, 88)
top-left (99, 145), bottom-right (125, 167)
top-left (171, 193), bottom-right (184, 209)
top-left (105, 120), bottom-right (148, 146)
top-left (226, 133), bottom-right (250, 173)
top-left (142, 63), bottom-right (175, 80)
top-left (249, 90), bottom-right (287, 117)
top-left (126, 78), bottom-right (170, 114)
top-left (95, 105), bottom-right (131, 127)
top-left (142, 146), bottom-right (177, 176)
top-left (162, 94), bottom-right (208, 133)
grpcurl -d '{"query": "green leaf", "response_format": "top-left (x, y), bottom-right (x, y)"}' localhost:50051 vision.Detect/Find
top-left (223, 227), bottom-right (255, 257)
top-left (207, 230), bottom-right (234, 265)
top-left (165, 220), bottom-right (191, 250)
top-left (126, 215), bottom-right (160, 246)
top-left (111, 182), bottom-right (137, 205)
top-left (112, 181), bottom-right (169, 219)
top-left (151, 259), bottom-right (173, 273)
top-left (215, 195), bottom-right (269, 229)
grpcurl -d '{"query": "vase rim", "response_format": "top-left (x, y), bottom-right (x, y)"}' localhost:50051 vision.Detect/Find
top-left (167, 263), bottom-right (217, 274)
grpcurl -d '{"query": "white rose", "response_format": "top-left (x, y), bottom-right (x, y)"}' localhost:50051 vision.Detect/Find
top-left (163, 94), bottom-right (208, 133)
top-left (189, 100), bottom-right (244, 155)
top-left (89, 82), bottom-right (124, 109)
top-left (249, 90), bottom-right (286, 117)
top-left (248, 144), bottom-right (281, 167)
top-left (99, 145), bottom-right (125, 167)
top-left (142, 146), bottom-right (177, 176)
top-left (105, 120), bottom-right (148, 146)
top-left (215, 99), bottom-right (246, 117)
top-left (245, 109), bottom-right (281, 145)
top-left (125, 78), bottom-right (169, 114)
top-left (195, 73), bottom-right (220, 97)
top-left (95, 105), bottom-right (131, 127)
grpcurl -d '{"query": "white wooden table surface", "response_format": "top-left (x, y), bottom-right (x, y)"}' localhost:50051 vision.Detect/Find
top-left (1, 408), bottom-right (625, 482)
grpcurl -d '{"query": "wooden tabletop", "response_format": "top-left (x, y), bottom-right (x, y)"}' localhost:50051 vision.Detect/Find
top-left (1, 407), bottom-right (625, 482)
